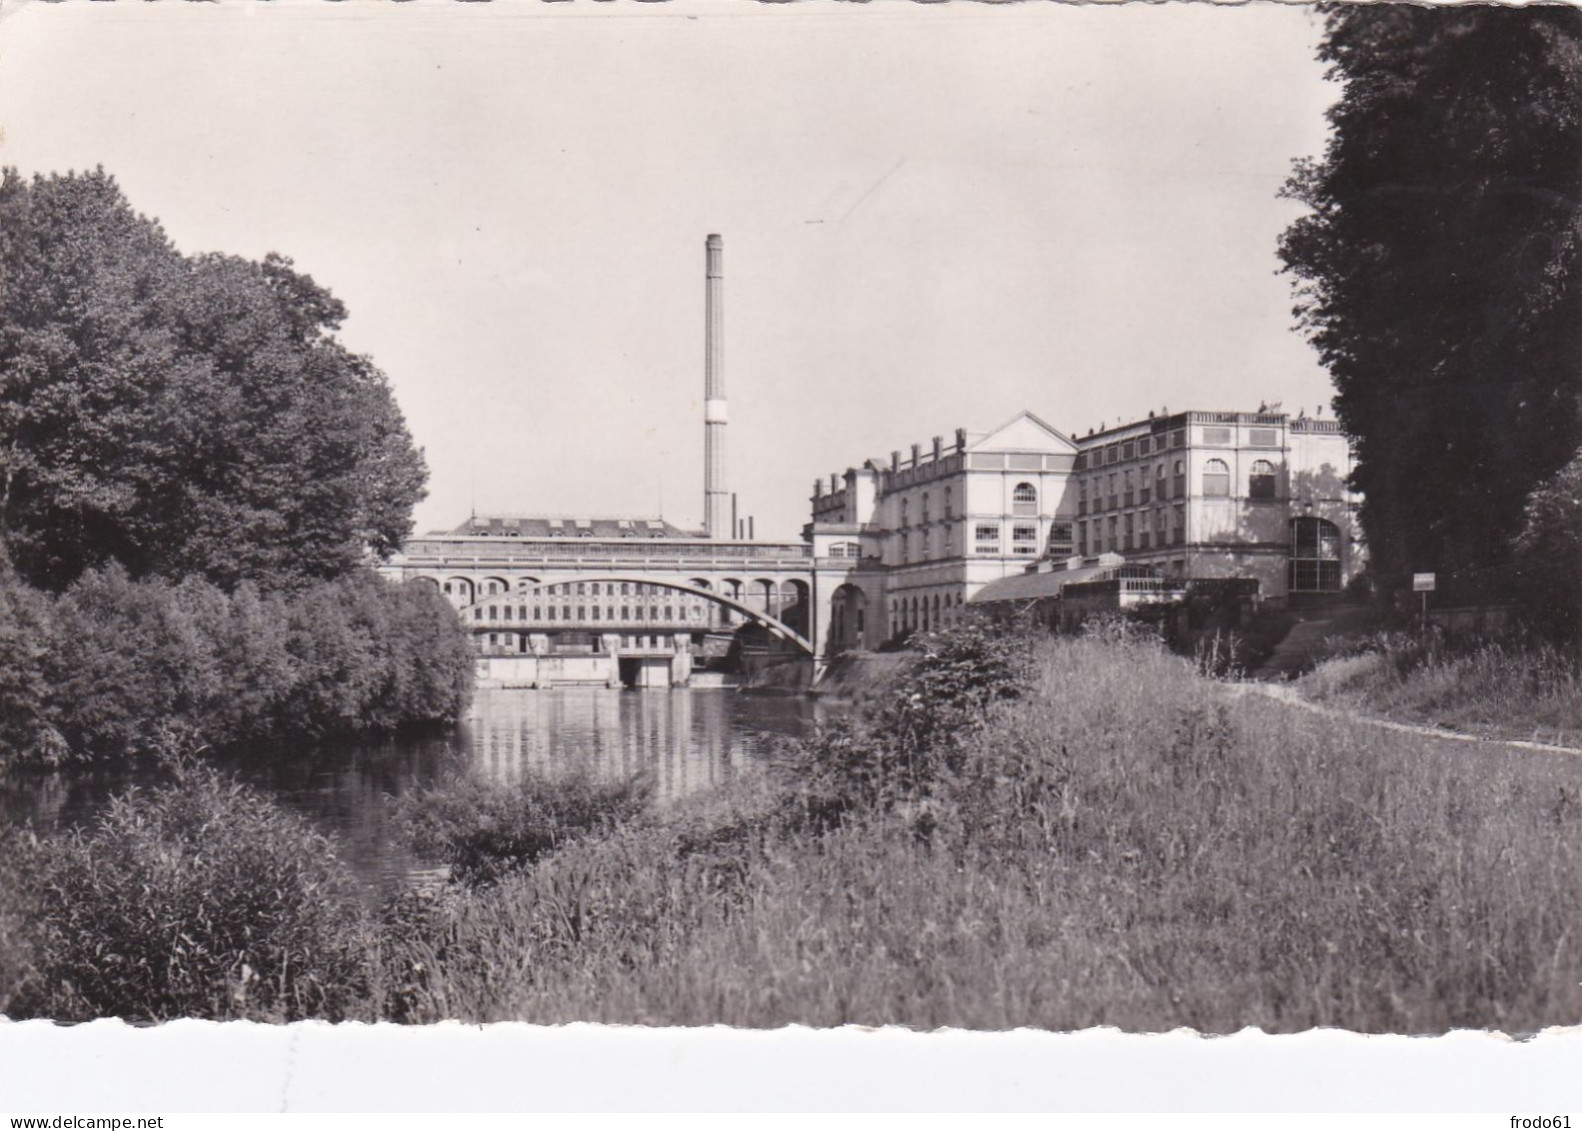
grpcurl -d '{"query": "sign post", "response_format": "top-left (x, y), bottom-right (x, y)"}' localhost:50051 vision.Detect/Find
top-left (1412, 572), bottom-right (1436, 630)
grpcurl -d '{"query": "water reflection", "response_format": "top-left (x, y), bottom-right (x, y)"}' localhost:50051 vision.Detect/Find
top-left (466, 688), bottom-right (814, 799)
top-left (1, 688), bottom-right (823, 894)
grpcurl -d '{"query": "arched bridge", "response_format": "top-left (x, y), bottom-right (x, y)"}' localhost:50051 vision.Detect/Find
top-left (379, 528), bottom-right (892, 667)
top-left (379, 530), bottom-right (862, 657)
top-left (443, 573), bottom-right (813, 654)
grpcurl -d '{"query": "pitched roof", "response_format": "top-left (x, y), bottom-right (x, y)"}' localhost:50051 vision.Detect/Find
top-left (970, 556), bottom-right (1147, 603)
top-left (968, 410), bottom-right (1077, 455)
top-left (437, 515), bottom-right (699, 539)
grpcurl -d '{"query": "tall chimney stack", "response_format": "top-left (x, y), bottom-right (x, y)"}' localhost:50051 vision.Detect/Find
top-left (703, 234), bottom-right (730, 539)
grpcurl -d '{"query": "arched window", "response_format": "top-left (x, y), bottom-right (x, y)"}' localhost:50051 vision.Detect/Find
top-left (921, 492), bottom-right (931, 523)
top-left (1012, 482), bottom-right (1037, 517)
top-left (943, 487), bottom-right (953, 519)
top-left (1249, 459), bottom-right (1277, 501)
top-left (1289, 517), bottom-right (1343, 592)
top-left (1202, 458), bottom-right (1230, 498)
top-left (900, 498), bottom-right (910, 528)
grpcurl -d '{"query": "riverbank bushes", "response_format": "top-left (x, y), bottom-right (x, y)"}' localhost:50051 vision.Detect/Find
top-left (396, 771), bottom-right (655, 886)
top-left (0, 561), bottom-right (474, 767)
top-left (1300, 629), bottom-right (1582, 747)
top-left (7, 761), bottom-right (373, 1022)
top-left (8, 622), bottom-right (1581, 1030)
top-left (381, 627), bottom-right (1582, 1032)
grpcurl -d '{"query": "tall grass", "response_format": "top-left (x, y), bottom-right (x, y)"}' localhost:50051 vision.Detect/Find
top-left (9, 624), bottom-right (1578, 1029)
top-left (394, 770), bottom-right (654, 886)
top-left (381, 630), bottom-right (1582, 1032)
top-left (6, 760), bottom-right (375, 1022)
top-left (1301, 631), bottom-right (1582, 747)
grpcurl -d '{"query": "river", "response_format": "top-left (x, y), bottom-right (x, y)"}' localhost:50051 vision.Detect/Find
top-left (0, 687), bottom-right (825, 895)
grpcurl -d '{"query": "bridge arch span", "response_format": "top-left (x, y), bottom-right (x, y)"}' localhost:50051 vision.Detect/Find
top-left (461, 574), bottom-right (813, 655)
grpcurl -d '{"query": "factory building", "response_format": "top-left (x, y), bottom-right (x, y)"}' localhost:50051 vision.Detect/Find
top-left (807, 407), bottom-right (1360, 648)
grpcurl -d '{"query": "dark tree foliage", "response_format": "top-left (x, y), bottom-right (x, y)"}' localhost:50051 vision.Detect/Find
top-left (1513, 445), bottom-right (1582, 651)
top-left (31, 567), bottom-right (473, 765)
top-left (0, 168), bottom-right (427, 591)
top-left (1279, 7), bottom-right (1582, 600)
top-left (0, 546), bottom-right (63, 763)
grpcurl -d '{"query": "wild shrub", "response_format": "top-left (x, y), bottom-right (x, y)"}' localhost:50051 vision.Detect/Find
top-left (776, 621), bottom-right (1032, 827)
top-left (0, 825), bottom-right (43, 1015)
top-left (374, 632), bottom-right (1582, 1031)
top-left (21, 760), bottom-right (372, 1021)
top-left (0, 549), bottom-right (65, 767)
top-left (396, 770), bottom-right (654, 886)
top-left (1301, 628), bottom-right (1582, 744)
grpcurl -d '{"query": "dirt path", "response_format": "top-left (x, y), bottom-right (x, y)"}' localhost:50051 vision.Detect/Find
top-left (1253, 619), bottom-right (1336, 681)
top-left (1226, 679), bottom-right (1582, 757)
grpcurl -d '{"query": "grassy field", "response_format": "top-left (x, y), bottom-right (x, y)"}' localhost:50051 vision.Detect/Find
top-left (1300, 632), bottom-right (1582, 748)
top-left (7, 625), bottom-right (1580, 1030)
top-left (378, 629), bottom-right (1582, 1033)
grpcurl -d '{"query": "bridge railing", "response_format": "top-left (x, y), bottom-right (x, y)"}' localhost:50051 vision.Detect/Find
top-left (398, 538), bottom-right (814, 569)
top-left (471, 615), bottom-right (714, 631)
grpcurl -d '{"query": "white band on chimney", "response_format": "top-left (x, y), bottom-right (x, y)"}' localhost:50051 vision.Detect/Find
top-left (704, 399), bottom-right (728, 424)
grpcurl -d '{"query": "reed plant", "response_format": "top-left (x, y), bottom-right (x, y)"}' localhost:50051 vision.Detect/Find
top-left (394, 769), bottom-right (655, 886)
top-left (9, 759), bottom-right (374, 1021)
top-left (13, 623), bottom-right (1578, 1030)
top-left (1301, 630), bottom-right (1582, 746)
top-left (382, 630), bottom-right (1582, 1032)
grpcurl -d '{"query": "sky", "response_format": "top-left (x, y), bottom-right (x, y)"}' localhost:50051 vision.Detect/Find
top-left (0, 0), bottom-right (1339, 541)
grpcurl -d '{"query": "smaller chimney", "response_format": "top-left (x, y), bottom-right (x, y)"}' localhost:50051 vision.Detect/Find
top-left (748, 516), bottom-right (755, 540)
top-left (831, 473), bottom-right (841, 495)
top-left (955, 428), bottom-right (967, 452)
top-left (814, 479), bottom-right (823, 499)
top-left (931, 435), bottom-right (943, 462)
top-left (891, 450), bottom-right (901, 473)
top-left (910, 443), bottom-right (921, 467)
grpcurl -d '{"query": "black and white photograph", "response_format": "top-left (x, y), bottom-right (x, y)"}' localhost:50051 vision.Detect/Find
top-left (0, 0), bottom-right (1579, 1112)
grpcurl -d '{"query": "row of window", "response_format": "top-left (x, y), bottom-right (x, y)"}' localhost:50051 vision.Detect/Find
top-left (473, 604), bottom-right (707, 624)
top-left (892, 518), bottom-right (1078, 561)
top-left (896, 482), bottom-right (1041, 530)
top-left (1078, 506), bottom-right (1187, 556)
top-left (966, 520), bottom-right (1075, 557)
top-left (471, 530), bottom-right (670, 539)
top-left (1077, 430), bottom-right (1186, 471)
top-left (453, 580), bottom-right (710, 599)
top-left (1077, 460), bottom-right (1277, 515)
top-left (1076, 426), bottom-right (1283, 472)
top-left (891, 591), bottom-right (966, 634)
top-left (476, 633), bottom-right (675, 653)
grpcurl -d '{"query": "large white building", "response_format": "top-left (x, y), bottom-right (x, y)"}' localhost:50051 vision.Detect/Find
top-left (805, 408), bottom-right (1360, 650)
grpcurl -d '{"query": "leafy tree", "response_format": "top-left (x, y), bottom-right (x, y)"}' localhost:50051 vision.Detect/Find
top-left (1513, 446), bottom-right (1582, 651)
top-left (0, 168), bottom-right (427, 591)
top-left (1279, 7), bottom-right (1582, 601)
top-left (0, 544), bottom-right (63, 766)
top-left (37, 566), bottom-right (471, 764)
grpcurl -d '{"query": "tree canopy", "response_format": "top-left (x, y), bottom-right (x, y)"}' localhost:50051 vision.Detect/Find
top-left (0, 168), bottom-right (427, 591)
top-left (1279, 6), bottom-right (1582, 601)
